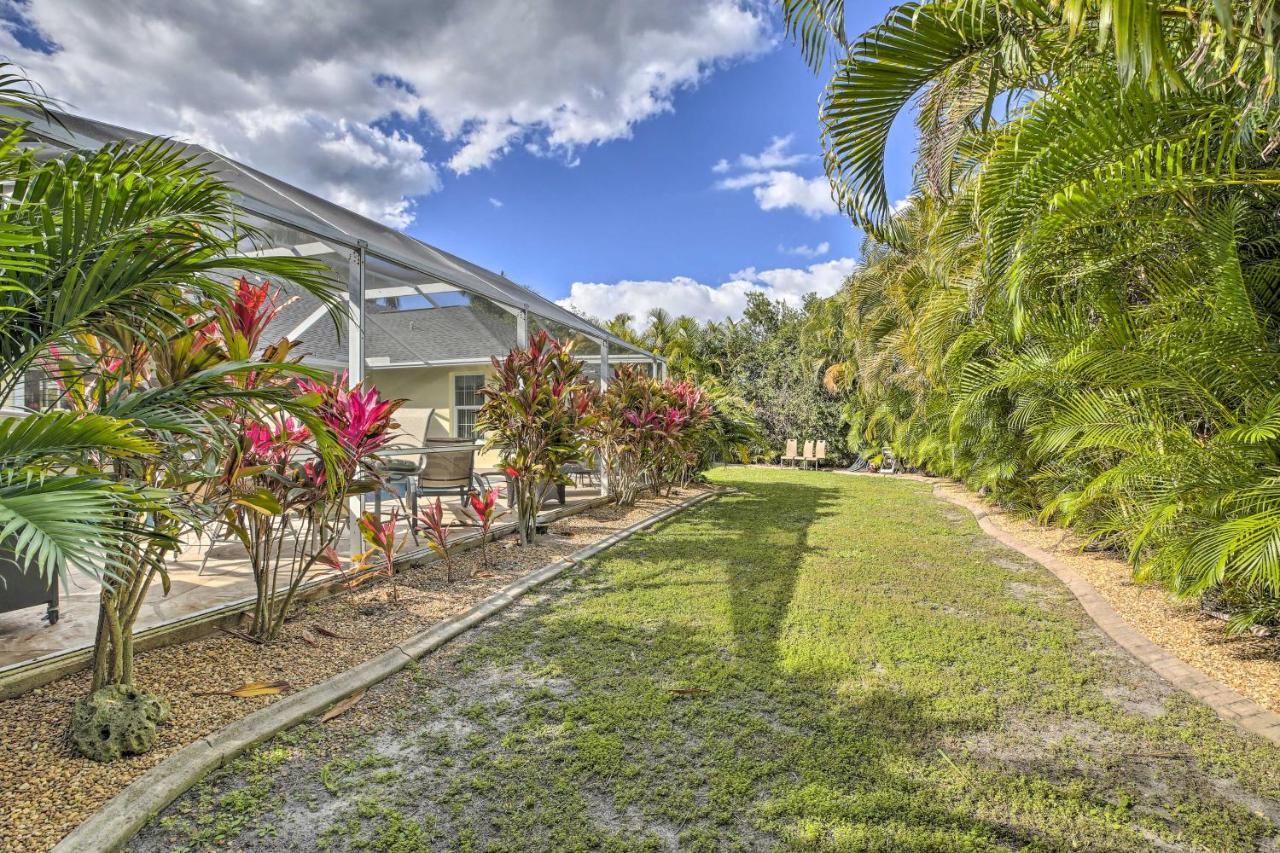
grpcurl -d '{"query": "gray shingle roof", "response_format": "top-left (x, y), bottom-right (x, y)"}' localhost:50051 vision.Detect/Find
top-left (264, 288), bottom-right (518, 367)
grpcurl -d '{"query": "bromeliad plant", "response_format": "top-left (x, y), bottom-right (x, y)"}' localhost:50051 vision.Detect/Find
top-left (476, 332), bottom-right (594, 544)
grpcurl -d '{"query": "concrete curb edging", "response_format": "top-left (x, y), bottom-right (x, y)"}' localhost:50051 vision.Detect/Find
top-left (932, 483), bottom-right (1280, 745)
top-left (53, 489), bottom-right (726, 853)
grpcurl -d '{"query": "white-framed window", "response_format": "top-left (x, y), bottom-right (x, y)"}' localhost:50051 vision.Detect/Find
top-left (453, 373), bottom-right (485, 440)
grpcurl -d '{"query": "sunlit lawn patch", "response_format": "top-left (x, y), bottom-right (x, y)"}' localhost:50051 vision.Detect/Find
top-left (138, 468), bottom-right (1280, 851)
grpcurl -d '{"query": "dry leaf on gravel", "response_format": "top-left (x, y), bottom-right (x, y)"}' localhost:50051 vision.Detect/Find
top-left (319, 689), bottom-right (366, 723)
top-left (197, 680), bottom-right (291, 698)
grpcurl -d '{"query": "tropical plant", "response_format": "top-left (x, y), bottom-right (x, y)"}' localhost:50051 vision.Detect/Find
top-left (774, 0), bottom-right (1280, 629)
top-left (357, 509), bottom-right (405, 602)
top-left (590, 365), bottom-right (661, 506)
top-left (465, 487), bottom-right (502, 570)
top-left (220, 346), bottom-right (403, 642)
top-left (418, 497), bottom-right (457, 581)
top-left (651, 378), bottom-right (713, 493)
top-left (0, 91), bottom-right (337, 592)
top-left (476, 332), bottom-right (594, 544)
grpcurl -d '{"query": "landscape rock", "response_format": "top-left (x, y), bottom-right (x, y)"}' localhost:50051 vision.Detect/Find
top-left (69, 685), bottom-right (170, 762)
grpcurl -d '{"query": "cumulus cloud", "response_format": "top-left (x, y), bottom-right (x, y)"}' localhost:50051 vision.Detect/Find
top-left (717, 170), bottom-right (837, 218)
top-left (558, 257), bottom-right (858, 325)
top-left (2, 0), bottom-right (770, 227)
top-left (738, 134), bottom-right (810, 170)
top-left (713, 135), bottom-right (836, 218)
top-left (489, 197), bottom-right (504, 208)
top-left (780, 241), bottom-right (829, 258)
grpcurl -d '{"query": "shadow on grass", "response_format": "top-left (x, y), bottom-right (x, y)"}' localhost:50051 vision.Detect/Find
top-left (455, 472), bottom-right (1043, 847)
top-left (135, 470), bottom-right (1280, 852)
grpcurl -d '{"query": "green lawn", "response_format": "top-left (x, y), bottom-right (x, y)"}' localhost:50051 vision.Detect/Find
top-left (136, 468), bottom-right (1280, 851)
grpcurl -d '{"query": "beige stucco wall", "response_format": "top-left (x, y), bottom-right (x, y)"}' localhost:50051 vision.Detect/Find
top-left (367, 364), bottom-right (502, 469)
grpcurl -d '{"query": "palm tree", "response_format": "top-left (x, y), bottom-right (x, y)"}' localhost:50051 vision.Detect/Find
top-left (777, 0), bottom-right (1280, 629)
top-left (605, 312), bottom-right (641, 345)
top-left (0, 81), bottom-right (337, 590)
top-left (0, 69), bottom-right (345, 725)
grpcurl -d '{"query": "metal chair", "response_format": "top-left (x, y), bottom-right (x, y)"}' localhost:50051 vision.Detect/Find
top-left (416, 439), bottom-right (478, 508)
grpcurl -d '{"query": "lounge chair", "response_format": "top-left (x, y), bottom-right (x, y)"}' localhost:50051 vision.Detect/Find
top-left (815, 440), bottom-right (827, 469)
top-left (801, 440), bottom-right (816, 469)
top-left (781, 438), bottom-right (800, 467)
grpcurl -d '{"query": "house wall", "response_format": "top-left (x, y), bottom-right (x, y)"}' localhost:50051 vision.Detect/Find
top-left (367, 364), bottom-right (502, 469)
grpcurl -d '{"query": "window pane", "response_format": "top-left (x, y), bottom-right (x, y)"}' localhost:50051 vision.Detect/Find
top-left (456, 408), bottom-right (477, 440)
top-left (454, 374), bottom-right (484, 407)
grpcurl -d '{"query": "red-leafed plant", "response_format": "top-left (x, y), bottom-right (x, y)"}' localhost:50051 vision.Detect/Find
top-left (356, 509), bottom-right (405, 602)
top-left (653, 378), bottom-right (712, 494)
top-left (217, 280), bottom-right (405, 641)
top-left (589, 365), bottom-right (661, 506)
top-left (417, 497), bottom-right (457, 581)
top-left (466, 487), bottom-right (502, 569)
top-left (476, 332), bottom-right (594, 544)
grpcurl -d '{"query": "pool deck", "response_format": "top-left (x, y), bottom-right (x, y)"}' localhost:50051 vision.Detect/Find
top-left (0, 487), bottom-right (603, 689)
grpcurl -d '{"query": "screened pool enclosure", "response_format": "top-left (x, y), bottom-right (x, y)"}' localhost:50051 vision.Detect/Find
top-left (15, 110), bottom-right (664, 473)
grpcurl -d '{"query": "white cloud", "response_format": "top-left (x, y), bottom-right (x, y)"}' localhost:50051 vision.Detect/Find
top-left (780, 241), bottom-right (829, 258)
top-left (489, 197), bottom-right (505, 208)
top-left (558, 257), bottom-right (858, 325)
top-left (716, 170), bottom-right (837, 218)
top-left (738, 134), bottom-right (810, 170)
top-left (713, 135), bottom-right (836, 218)
top-left (3, 0), bottom-right (771, 227)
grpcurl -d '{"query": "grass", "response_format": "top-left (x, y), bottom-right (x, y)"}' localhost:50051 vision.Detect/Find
top-left (136, 468), bottom-right (1280, 851)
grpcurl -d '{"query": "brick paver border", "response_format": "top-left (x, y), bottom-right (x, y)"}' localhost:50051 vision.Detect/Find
top-left (932, 482), bottom-right (1280, 744)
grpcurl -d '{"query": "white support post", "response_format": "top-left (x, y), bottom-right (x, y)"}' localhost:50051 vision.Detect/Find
top-left (597, 339), bottom-right (610, 498)
top-left (516, 309), bottom-right (529, 349)
top-left (347, 242), bottom-right (367, 556)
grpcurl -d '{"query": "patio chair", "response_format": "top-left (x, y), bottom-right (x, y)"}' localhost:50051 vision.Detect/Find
top-left (878, 447), bottom-right (897, 474)
top-left (781, 438), bottom-right (799, 467)
top-left (815, 440), bottom-right (828, 469)
top-left (415, 439), bottom-right (477, 508)
top-left (388, 408), bottom-right (435, 448)
top-left (801, 440), bottom-right (816, 470)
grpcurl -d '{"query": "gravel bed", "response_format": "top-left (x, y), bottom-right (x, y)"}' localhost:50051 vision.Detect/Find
top-left (932, 480), bottom-right (1280, 712)
top-left (0, 489), bottom-right (700, 853)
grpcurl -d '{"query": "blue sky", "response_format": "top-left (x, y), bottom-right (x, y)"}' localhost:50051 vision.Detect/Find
top-left (1, 0), bottom-right (914, 324)
top-left (406, 1), bottom-right (916, 319)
